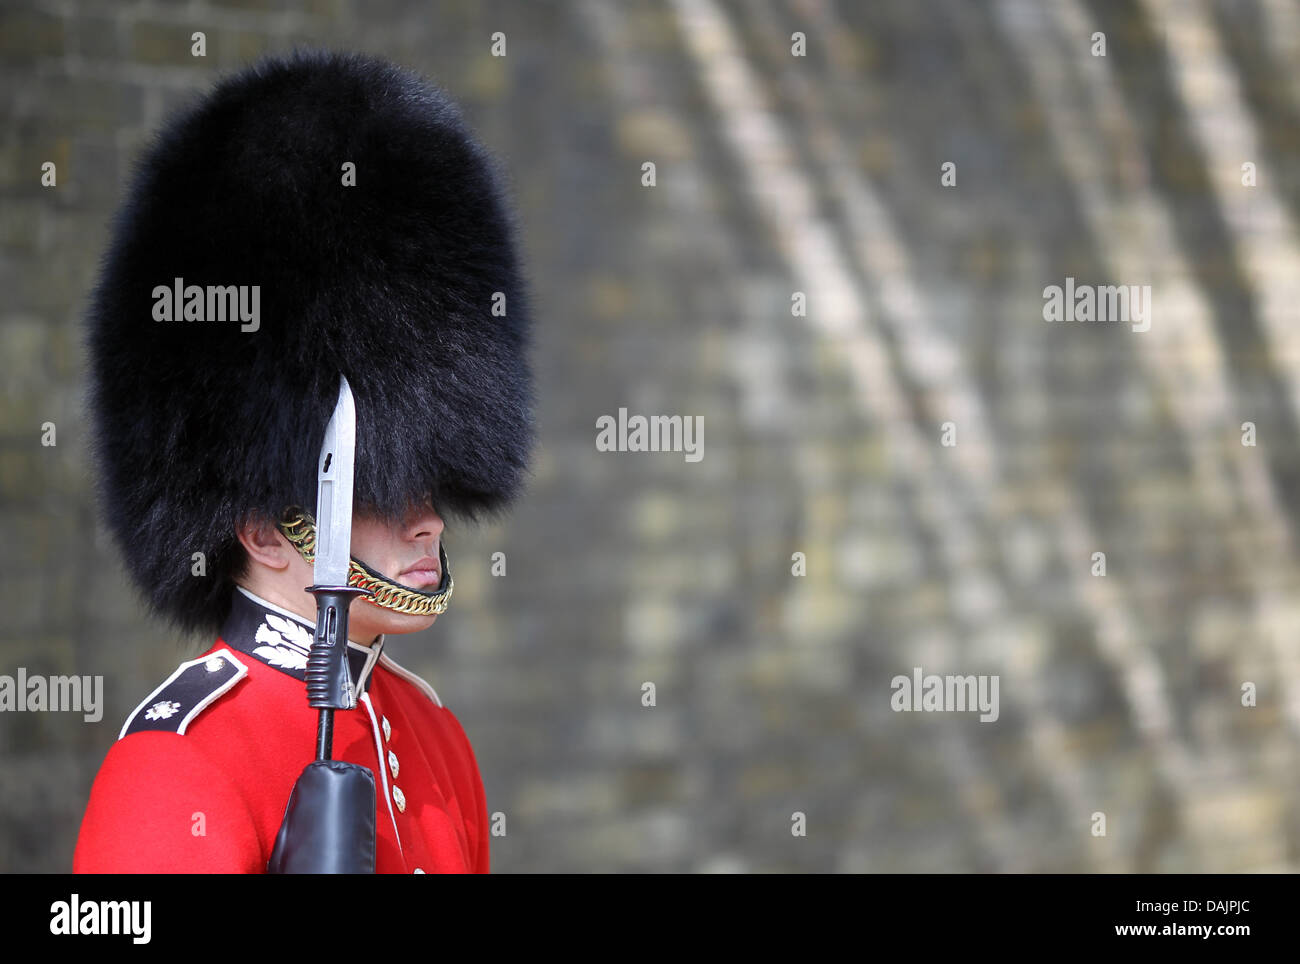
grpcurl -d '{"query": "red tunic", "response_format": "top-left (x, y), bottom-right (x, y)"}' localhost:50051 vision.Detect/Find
top-left (74, 587), bottom-right (489, 874)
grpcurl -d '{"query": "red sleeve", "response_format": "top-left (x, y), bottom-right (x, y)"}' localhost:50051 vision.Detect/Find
top-left (443, 710), bottom-right (491, 874)
top-left (469, 737), bottom-right (490, 875)
top-left (74, 732), bottom-right (264, 873)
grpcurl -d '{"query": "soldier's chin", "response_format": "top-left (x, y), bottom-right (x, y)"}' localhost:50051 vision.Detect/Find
top-left (354, 597), bottom-right (439, 637)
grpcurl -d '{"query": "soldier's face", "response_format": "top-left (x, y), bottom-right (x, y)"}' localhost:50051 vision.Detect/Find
top-left (345, 501), bottom-right (447, 641)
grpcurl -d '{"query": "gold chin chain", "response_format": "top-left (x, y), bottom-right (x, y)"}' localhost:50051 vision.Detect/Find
top-left (277, 509), bottom-right (454, 617)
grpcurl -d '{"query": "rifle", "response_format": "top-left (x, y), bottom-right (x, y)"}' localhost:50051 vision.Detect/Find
top-left (268, 375), bottom-right (376, 874)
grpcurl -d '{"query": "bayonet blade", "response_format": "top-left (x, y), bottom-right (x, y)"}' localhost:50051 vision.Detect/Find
top-left (313, 375), bottom-right (357, 587)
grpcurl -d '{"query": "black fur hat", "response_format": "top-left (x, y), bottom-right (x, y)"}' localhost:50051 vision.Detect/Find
top-left (86, 49), bottom-right (534, 633)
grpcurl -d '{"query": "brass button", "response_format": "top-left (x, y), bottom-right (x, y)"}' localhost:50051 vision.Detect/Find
top-left (392, 785), bottom-right (406, 813)
top-left (204, 656), bottom-right (224, 672)
top-left (413, 868), bottom-right (425, 874)
top-left (388, 750), bottom-right (400, 778)
top-left (382, 716), bottom-right (391, 742)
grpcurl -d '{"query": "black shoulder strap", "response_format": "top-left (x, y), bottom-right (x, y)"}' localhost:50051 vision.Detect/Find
top-left (120, 650), bottom-right (248, 739)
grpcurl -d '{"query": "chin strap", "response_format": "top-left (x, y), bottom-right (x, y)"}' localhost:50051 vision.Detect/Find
top-left (277, 509), bottom-right (454, 617)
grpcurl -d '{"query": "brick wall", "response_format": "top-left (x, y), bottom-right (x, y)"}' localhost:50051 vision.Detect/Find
top-left (2, 0), bottom-right (1298, 872)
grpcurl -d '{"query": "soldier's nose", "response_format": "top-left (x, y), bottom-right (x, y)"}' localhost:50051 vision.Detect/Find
top-left (405, 504), bottom-right (444, 541)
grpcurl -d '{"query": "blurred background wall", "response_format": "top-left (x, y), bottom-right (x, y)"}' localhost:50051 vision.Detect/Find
top-left (3, 0), bottom-right (1300, 872)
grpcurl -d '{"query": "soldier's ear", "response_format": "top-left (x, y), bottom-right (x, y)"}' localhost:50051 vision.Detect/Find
top-left (235, 515), bottom-right (294, 571)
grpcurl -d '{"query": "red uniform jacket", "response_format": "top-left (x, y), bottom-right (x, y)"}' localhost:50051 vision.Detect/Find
top-left (74, 587), bottom-right (489, 873)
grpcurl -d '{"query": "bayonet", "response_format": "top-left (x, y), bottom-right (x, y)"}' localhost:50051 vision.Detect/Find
top-left (304, 375), bottom-right (370, 750)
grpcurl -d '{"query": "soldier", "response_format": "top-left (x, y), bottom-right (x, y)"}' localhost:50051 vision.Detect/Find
top-left (73, 49), bottom-right (533, 873)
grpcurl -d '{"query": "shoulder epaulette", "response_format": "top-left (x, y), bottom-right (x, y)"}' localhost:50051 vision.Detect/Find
top-left (119, 650), bottom-right (249, 739)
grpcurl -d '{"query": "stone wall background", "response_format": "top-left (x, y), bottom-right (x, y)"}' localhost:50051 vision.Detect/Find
top-left (3, 0), bottom-right (1300, 872)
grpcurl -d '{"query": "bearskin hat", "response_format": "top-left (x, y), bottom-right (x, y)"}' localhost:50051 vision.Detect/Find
top-left (86, 49), bottom-right (534, 634)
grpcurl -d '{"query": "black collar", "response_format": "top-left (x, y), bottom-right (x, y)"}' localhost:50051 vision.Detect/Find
top-left (221, 586), bottom-right (384, 698)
